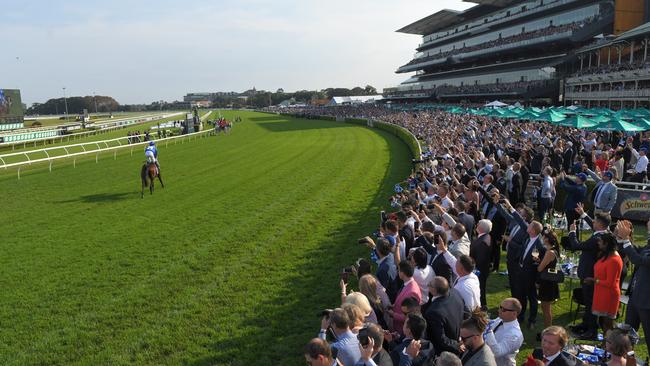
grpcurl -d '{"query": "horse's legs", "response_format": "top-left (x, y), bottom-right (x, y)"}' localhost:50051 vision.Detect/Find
top-left (150, 175), bottom-right (154, 195)
top-left (157, 172), bottom-right (164, 188)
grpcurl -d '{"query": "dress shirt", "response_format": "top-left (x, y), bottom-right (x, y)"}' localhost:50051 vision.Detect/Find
top-left (594, 182), bottom-right (612, 208)
top-left (454, 273), bottom-right (481, 310)
top-left (520, 235), bottom-right (540, 266)
top-left (413, 266), bottom-right (434, 304)
top-left (484, 318), bottom-right (523, 366)
top-left (329, 330), bottom-right (361, 366)
top-left (541, 176), bottom-right (554, 198)
top-left (634, 155), bottom-right (648, 173)
top-left (543, 350), bottom-right (561, 364)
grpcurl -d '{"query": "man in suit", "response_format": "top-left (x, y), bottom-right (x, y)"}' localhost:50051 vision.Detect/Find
top-left (564, 211), bottom-right (611, 339)
top-left (389, 261), bottom-right (422, 335)
top-left (558, 171), bottom-right (587, 230)
top-left (497, 200), bottom-right (534, 297)
top-left (455, 201), bottom-right (475, 239)
top-left (430, 231), bottom-right (454, 285)
top-left (510, 162), bottom-right (523, 206)
top-left (470, 219), bottom-right (492, 310)
top-left (474, 182), bottom-right (507, 273)
top-left (585, 168), bottom-right (618, 215)
top-left (562, 142), bottom-right (575, 173)
top-left (424, 276), bottom-right (466, 357)
top-left (372, 238), bottom-right (398, 302)
top-left (531, 326), bottom-right (583, 366)
top-left (515, 220), bottom-right (545, 329)
top-left (355, 323), bottom-right (394, 366)
top-left (617, 219), bottom-right (650, 354)
top-left (459, 312), bottom-right (497, 366)
top-left (386, 313), bottom-right (430, 366)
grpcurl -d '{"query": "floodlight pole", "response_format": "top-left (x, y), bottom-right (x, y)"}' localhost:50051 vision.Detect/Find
top-left (63, 87), bottom-right (69, 120)
top-left (94, 92), bottom-right (98, 113)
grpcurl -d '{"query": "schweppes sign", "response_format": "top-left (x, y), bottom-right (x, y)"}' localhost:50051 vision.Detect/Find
top-left (613, 192), bottom-right (650, 221)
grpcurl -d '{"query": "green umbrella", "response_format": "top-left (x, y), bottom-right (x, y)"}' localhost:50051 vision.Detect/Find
top-left (590, 114), bottom-right (612, 123)
top-left (516, 111), bottom-right (540, 120)
top-left (588, 118), bottom-right (646, 131)
top-left (556, 115), bottom-right (598, 128)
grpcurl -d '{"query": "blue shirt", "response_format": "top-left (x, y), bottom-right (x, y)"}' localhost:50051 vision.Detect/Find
top-left (145, 145), bottom-right (158, 158)
top-left (331, 330), bottom-right (361, 366)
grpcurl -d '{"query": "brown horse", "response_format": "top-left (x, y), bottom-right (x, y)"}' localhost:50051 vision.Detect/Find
top-left (141, 163), bottom-right (164, 198)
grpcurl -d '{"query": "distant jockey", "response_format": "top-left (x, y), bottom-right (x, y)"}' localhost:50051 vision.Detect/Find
top-left (144, 140), bottom-right (160, 174)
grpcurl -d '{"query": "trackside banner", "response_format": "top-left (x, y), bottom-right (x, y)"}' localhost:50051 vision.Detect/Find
top-left (611, 190), bottom-right (650, 221)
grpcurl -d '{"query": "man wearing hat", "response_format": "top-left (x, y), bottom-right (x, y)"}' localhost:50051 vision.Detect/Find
top-left (558, 171), bottom-right (587, 230)
top-left (586, 168), bottom-right (618, 215)
top-left (630, 147), bottom-right (648, 183)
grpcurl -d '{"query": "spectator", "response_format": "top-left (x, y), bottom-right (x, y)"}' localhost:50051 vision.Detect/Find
top-left (318, 308), bottom-right (361, 366)
top-left (358, 274), bottom-right (391, 329)
top-left (530, 326), bottom-right (580, 365)
top-left (343, 303), bottom-right (366, 334)
top-left (459, 309), bottom-right (496, 366)
top-left (343, 292), bottom-right (378, 325)
top-left (389, 260), bottom-right (422, 335)
top-left (470, 219), bottom-right (492, 310)
top-left (483, 297), bottom-right (524, 366)
top-left (304, 338), bottom-right (338, 366)
top-left (604, 328), bottom-right (634, 366)
top-left (386, 313), bottom-right (432, 366)
top-left (454, 255), bottom-right (481, 312)
top-left (435, 352), bottom-right (462, 366)
top-left (411, 247), bottom-right (434, 304)
top-left (424, 276), bottom-right (466, 357)
top-left (558, 171), bottom-right (587, 230)
top-left (537, 229), bottom-right (561, 328)
top-left (355, 323), bottom-right (393, 366)
top-left (516, 220), bottom-right (545, 330)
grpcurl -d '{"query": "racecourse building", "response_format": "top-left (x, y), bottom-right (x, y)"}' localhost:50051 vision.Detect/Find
top-left (385, 0), bottom-right (649, 105)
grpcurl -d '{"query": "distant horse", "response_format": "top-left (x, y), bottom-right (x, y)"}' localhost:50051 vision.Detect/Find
top-left (141, 162), bottom-right (164, 198)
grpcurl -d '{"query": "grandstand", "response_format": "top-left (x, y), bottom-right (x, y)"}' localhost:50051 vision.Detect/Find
top-left (384, 0), bottom-right (649, 105)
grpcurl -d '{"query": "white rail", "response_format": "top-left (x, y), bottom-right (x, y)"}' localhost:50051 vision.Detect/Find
top-left (1, 111), bottom-right (215, 178)
top-left (0, 112), bottom-right (185, 150)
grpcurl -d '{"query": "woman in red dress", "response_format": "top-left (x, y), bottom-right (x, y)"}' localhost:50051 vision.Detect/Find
top-left (585, 233), bottom-right (623, 339)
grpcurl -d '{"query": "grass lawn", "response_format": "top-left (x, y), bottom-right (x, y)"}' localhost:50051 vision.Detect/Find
top-left (24, 112), bottom-right (159, 128)
top-left (0, 111), bottom-right (411, 365)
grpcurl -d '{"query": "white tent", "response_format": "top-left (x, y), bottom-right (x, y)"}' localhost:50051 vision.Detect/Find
top-left (485, 100), bottom-right (509, 108)
top-left (328, 95), bottom-right (384, 106)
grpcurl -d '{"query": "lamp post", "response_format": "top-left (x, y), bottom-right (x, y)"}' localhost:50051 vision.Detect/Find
top-left (62, 87), bottom-right (69, 120)
top-left (93, 92), bottom-right (98, 114)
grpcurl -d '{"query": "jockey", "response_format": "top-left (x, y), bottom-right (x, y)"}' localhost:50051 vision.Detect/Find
top-left (144, 141), bottom-right (160, 172)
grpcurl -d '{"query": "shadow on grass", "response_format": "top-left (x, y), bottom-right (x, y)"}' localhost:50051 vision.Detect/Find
top-left (248, 116), bottom-right (285, 122)
top-left (57, 192), bottom-right (134, 204)
top-left (184, 127), bottom-right (412, 366)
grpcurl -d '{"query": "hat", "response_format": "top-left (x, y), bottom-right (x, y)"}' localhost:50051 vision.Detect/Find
top-left (603, 171), bottom-right (614, 179)
top-left (484, 165), bottom-right (493, 173)
top-left (566, 141), bottom-right (573, 147)
top-left (576, 173), bottom-right (587, 182)
top-left (640, 147), bottom-right (648, 153)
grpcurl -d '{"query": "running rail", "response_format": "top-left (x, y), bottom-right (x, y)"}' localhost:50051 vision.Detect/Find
top-left (0, 111), bottom-right (215, 177)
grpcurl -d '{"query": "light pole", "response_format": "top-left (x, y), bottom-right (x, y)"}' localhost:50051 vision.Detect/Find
top-left (93, 92), bottom-right (98, 114)
top-left (62, 87), bottom-right (69, 120)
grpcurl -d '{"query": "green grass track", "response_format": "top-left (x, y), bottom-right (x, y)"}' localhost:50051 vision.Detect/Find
top-left (0, 111), bottom-right (411, 365)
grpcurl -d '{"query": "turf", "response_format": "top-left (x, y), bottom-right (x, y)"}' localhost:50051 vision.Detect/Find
top-left (0, 111), bottom-right (412, 365)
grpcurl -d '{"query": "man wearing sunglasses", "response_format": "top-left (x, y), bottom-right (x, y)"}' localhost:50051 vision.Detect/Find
top-left (483, 298), bottom-right (524, 366)
top-left (458, 311), bottom-right (496, 366)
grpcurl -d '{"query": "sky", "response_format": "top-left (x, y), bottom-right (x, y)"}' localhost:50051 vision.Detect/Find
top-left (1, 0), bottom-right (474, 105)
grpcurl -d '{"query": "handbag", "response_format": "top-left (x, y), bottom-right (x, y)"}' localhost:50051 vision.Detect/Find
top-left (539, 267), bottom-right (565, 283)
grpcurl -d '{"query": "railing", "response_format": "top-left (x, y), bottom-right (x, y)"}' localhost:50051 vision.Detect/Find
top-left (0, 112), bottom-right (184, 150)
top-left (567, 68), bottom-right (650, 84)
top-left (565, 89), bottom-right (650, 98)
top-left (0, 111), bottom-right (214, 179)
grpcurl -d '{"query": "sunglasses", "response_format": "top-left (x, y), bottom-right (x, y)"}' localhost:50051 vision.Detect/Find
top-left (460, 334), bottom-right (478, 342)
top-left (499, 306), bottom-right (516, 312)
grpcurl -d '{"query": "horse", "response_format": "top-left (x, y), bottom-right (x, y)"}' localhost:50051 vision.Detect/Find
top-left (141, 162), bottom-right (164, 198)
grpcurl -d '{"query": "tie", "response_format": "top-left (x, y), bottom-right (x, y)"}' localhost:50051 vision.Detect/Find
top-left (594, 183), bottom-right (606, 208)
top-left (520, 238), bottom-right (534, 267)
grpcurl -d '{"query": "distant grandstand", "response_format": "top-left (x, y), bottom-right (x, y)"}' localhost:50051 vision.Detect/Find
top-left (0, 89), bottom-right (24, 131)
top-left (384, 0), bottom-right (650, 106)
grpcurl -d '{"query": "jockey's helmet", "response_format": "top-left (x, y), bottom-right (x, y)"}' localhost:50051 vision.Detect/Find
top-left (149, 141), bottom-right (155, 146)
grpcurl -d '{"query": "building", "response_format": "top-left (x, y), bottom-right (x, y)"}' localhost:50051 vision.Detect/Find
top-left (328, 95), bottom-right (384, 106)
top-left (0, 89), bottom-right (24, 131)
top-left (183, 92), bottom-right (239, 103)
top-left (385, 0), bottom-right (649, 105)
top-left (564, 22), bottom-right (650, 109)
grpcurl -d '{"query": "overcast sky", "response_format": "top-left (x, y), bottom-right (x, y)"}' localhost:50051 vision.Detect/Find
top-left (1, 0), bottom-right (474, 105)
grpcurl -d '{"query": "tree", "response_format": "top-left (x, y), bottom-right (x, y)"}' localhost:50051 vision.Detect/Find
top-left (365, 85), bottom-right (377, 95)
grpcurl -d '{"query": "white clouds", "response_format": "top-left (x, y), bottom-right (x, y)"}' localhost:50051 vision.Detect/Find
top-left (0, 0), bottom-right (473, 105)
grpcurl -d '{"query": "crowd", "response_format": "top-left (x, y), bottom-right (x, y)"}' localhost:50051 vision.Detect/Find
top-left (571, 61), bottom-right (650, 78)
top-left (298, 105), bottom-right (650, 366)
top-left (403, 20), bottom-right (590, 68)
top-left (436, 80), bottom-right (555, 96)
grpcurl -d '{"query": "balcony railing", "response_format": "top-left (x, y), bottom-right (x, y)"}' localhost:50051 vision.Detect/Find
top-left (565, 89), bottom-right (650, 98)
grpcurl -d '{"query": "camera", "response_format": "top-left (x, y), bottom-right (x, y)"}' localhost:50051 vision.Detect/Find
top-left (357, 327), bottom-right (370, 347)
top-left (341, 266), bottom-right (354, 284)
top-left (358, 237), bottom-right (369, 244)
top-left (318, 309), bottom-right (333, 318)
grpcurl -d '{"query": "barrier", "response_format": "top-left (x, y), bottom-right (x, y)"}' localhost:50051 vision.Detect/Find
top-left (1, 111), bottom-right (214, 178)
top-left (0, 112), bottom-right (185, 150)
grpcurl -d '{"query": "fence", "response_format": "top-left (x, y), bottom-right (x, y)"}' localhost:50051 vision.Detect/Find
top-left (0, 111), bottom-right (215, 179)
top-left (0, 112), bottom-right (185, 150)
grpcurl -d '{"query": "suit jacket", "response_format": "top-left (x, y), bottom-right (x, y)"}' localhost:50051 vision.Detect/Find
top-left (623, 243), bottom-right (650, 309)
top-left (532, 348), bottom-right (583, 366)
top-left (586, 169), bottom-right (617, 212)
top-left (458, 212), bottom-right (475, 239)
top-left (461, 344), bottom-right (497, 366)
top-left (470, 233), bottom-right (492, 274)
top-left (558, 177), bottom-right (586, 211)
top-left (430, 251), bottom-right (453, 285)
top-left (563, 148), bottom-right (574, 172)
top-left (518, 236), bottom-right (545, 278)
top-left (392, 279), bottom-right (422, 334)
top-left (389, 338), bottom-right (433, 366)
top-left (511, 172), bottom-right (523, 203)
top-left (496, 204), bottom-right (529, 267)
top-left (424, 289), bottom-right (465, 356)
top-left (566, 226), bottom-right (601, 279)
top-left (376, 257), bottom-right (397, 302)
top-left (353, 348), bottom-right (392, 366)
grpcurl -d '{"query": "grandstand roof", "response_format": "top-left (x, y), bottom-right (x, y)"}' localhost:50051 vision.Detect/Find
top-left (575, 22), bottom-right (650, 54)
top-left (396, 0), bottom-right (523, 35)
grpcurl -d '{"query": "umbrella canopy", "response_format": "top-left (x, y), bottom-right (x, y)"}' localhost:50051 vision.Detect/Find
top-left (588, 118), bottom-right (647, 132)
top-left (556, 115), bottom-right (598, 128)
top-left (516, 111), bottom-right (540, 120)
